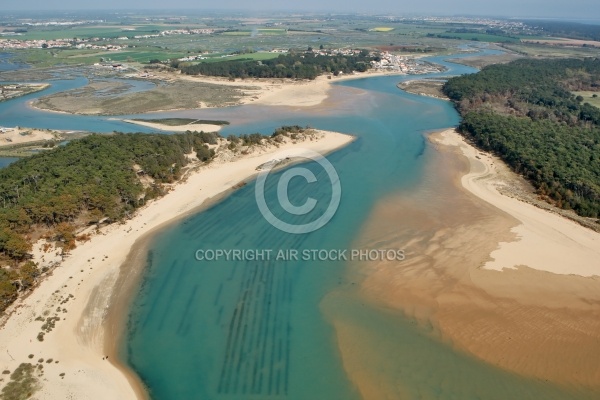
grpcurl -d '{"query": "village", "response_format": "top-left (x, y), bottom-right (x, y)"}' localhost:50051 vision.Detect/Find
top-left (175, 47), bottom-right (446, 75)
top-left (0, 28), bottom-right (216, 50)
top-left (0, 37), bottom-right (127, 50)
top-left (371, 51), bottom-right (447, 74)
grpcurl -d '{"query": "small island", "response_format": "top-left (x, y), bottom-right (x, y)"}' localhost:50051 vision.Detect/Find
top-left (0, 83), bottom-right (49, 102)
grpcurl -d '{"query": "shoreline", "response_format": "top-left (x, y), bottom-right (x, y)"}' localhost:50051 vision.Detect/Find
top-left (0, 83), bottom-right (50, 103)
top-left (164, 68), bottom-right (450, 109)
top-left (28, 69), bottom-right (420, 116)
top-left (396, 80), bottom-right (449, 100)
top-left (0, 126), bottom-right (60, 148)
top-left (333, 127), bottom-right (600, 397)
top-left (0, 130), bottom-right (354, 400)
top-left (121, 119), bottom-right (223, 133)
top-left (432, 129), bottom-right (600, 277)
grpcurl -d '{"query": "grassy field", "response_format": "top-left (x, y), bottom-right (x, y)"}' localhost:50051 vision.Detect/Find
top-left (446, 53), bottom-right (524, 69)
top-left (519, 36), bottom-right (562, 41)
top-left (441, 32), bottom-right (521, 43)
top-left (500, 42), bottom-right (600, 57)
top-left (219, 28), bottom-right (287, 36)
top-left (220, 31), bottom-right (253, 36)
top-left (197, 52), bottom-right (281, 63)
top-left (257, 28), bottom-right (288, 35)
top-left (573, 91), bottom-right (600, 108)
top-left (15, 48), bottom-right (187, 67)
top-left (11, 26), bottom-right (163, 41)
top-left (9, 23), bottom-right (218, 41)
top-left (98, 50), bottom-right (186, 63)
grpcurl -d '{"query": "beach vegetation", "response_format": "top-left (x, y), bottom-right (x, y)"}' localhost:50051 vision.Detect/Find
top-left (0, 363), bottom-right (39, 400)
top-left (0, 132), bottom-right (218, 312)
top-left (444, 58), bottom-right (600, 218)
top-left (0, 127), bottom-right (300, 312)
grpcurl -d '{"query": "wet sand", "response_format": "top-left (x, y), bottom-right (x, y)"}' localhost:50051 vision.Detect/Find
top-left (328, 129), bottom-right (600, 398)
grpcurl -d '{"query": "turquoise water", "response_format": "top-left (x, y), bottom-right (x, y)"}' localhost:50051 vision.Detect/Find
top-left (124, 75), bottom-right (457, 400)
top-left (0, 54), bottom-right (159, 168)
top-left (0, 76), bottom-right (159, 133)
top-left (121, 49), bottom-right (592, 399)
top-left (4, 47), bottom-right (585, 398)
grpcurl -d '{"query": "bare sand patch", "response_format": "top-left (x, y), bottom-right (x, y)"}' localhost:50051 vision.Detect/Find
top-left (122, 119), bottom-right (222, 132)
top-left (331, 128), bottom-right (600, 397)
top-left (0, 127), bottom-right (60, 147)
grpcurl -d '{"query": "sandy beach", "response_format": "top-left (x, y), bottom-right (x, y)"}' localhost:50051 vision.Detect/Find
top-left (122, 119), bottom-right (223, 132)
top-left (436, 129), bottom-right (600, 277)
top-left (157, 69), bottom-right (412, 109)
top-left (0, 130), bottom-right (353, 400)
top-left (0, 126), bottom-right (61, 147)
top-left (335, 128), bottom-right (600, 398)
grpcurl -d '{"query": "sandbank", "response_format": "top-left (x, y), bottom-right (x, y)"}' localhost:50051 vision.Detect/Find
top-left (122, 119), bottom-right (222, 132)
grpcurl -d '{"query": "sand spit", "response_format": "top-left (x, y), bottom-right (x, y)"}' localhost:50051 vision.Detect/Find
top-left (122, 119), bottom-right (223, 132)
top-left (333, 128), bottom-right (600, 398)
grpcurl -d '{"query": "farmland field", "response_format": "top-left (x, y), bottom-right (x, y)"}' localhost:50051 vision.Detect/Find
top-left (257, 28), bottom-right (288, 35)
top-left (9, 26), bottom-right (163, 40)
top-left (13, 48), bottom-right (188, 67)
top-left (500, 42), bottom-right (600, 57)
top-left (438, 32), bottom-right (521, 43)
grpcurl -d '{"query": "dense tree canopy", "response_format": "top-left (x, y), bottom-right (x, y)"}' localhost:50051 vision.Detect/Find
top-left (0, 131), bottom-right (219, 312)
top-left (180, 52), bottom-right (373, 80)
top-left (443, 58), bottom-right (600, 219)
top-left (0, 127), bottom-right (301, 313)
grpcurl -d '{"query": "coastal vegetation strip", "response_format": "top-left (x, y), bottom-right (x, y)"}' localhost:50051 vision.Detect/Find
top-left (0, 126), bottom-right (316, 313)
top-left (180, 52), bottom-right (373, 80)
top-left (443, 58), bottom-right (600, 220)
